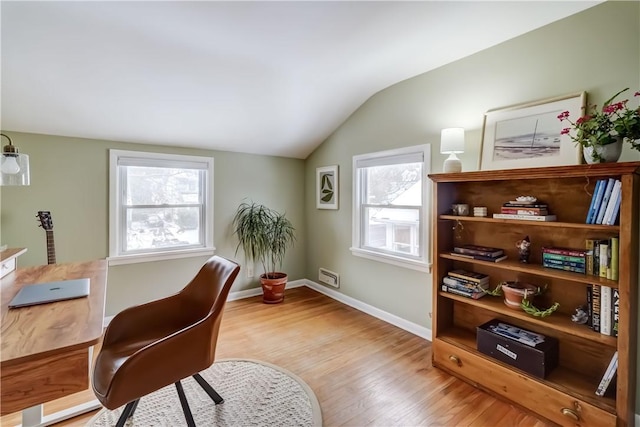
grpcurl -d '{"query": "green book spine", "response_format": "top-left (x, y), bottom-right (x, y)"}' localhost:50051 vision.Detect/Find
top-left (585, 239), bottom-right (595, 276)
top-left (610, 237), bottom-right (619, 281)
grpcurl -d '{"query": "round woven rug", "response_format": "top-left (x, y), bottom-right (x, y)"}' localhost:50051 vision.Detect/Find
top-left (87, 359), bottom-right (322, 427)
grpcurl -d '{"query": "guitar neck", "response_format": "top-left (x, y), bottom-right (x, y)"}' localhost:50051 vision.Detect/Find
top-left (45, 230), bottom-right (56, 265)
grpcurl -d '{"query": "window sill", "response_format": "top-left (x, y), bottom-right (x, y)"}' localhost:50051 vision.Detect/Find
top-left (107, 247), bottom-right (216, 266)
top-left (350, 247), bottom-right (431, 273)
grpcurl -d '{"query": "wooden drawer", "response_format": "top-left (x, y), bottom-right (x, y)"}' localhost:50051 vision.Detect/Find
top-left (433, 338), bottom-right (616, 427)
top-left (0, 257), bottom-right (16, 279)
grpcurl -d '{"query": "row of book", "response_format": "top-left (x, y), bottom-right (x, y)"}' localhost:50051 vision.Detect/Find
top-left (586, 237), bottom-right (619, 280)
top-left (450, 244), bottom-right (507, 263)
top-left (541, 237), bottom-right (619, 280)
top-left (587, 284), bottom-right (619, 337)
top-left (440, 269), bottom-right (489, 300)
top-left (493, 200), bottom-right (557, 222)
top-left (586, 178), bottom-right (622, 225)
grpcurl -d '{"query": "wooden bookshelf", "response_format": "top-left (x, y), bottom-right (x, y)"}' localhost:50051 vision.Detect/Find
top-left (429, 162), bottom-right (639, 426)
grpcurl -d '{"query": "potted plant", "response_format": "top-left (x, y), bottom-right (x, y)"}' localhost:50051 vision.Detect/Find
top-left (232, 201), bottom-right (296, 304)
top-left (558, 88), bottom-right (640, 163)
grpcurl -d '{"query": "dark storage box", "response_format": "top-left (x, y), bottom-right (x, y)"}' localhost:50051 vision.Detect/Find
top-left (477, 319), bottom-right (559, 378)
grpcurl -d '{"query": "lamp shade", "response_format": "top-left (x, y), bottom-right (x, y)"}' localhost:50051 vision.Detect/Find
top-left (440, 128), bottom-right (465, 154)
top-left (1, 134), bottom-right (30, 186)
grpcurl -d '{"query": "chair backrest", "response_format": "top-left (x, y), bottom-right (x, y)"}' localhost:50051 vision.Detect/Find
top-left (180, 256), bottom-right (240, 361)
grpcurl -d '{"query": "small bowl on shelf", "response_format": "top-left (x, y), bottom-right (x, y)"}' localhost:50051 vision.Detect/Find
top-left (500, 281), bottom-right (538, 310)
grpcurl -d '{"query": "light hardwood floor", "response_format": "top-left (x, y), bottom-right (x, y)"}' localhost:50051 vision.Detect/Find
top-left (1, 286), bottom-right (550, 426)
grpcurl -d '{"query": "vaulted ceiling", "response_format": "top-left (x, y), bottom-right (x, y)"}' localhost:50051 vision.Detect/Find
top-left (1, 1), bottom-right (600, 159)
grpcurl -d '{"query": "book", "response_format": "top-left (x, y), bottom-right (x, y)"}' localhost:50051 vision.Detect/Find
top-left (586, 179), bottom-right (605, 223)
top-left (595, 178), bottom-right (615, 224)
top-left (542, 253), bottom-right (586, 263)
top-left (542, 247), bottom-right (587, 257)
top-left (542, 260), bottom-right (586, 274)
top-left (599, 242), bottom-right (609, 278)
top-left (610, 237), bottom-right (619, 281)
top-left (605, 188), bottom-right (622, 225)
top-left (442, 276), bottom-right (489, 292)
top-left (500, 208), bottom-right (549, 215)
top-left (602, 180), bottom-right (621, 225)
top-left (502, 202), bottom-right (548, 208)
top-left (592, 239), bottom-right (609, 277)
top-left (453, 244), bottom-right (504, 257)
top-left (587, 179), bottom-right (606, 224)
top-left (586, 285), bottom-right (593, 327)
top-left (492, 213), bottom-right (557, 222)
top-left (449, 252), bottom-right (507, 263)
top-left (600, 285), bottom-right (612, 336)
top-left (595, 351), bottom-right (618, 396)
top-left (440, 283), bottom-right (486, 300)
top-left (612, 287), bottom-right (619, 338)
top-left (592, 284), bottom-right (601, 333)
top-left (585, 239), bottom-right (596, 275)
top-left (447, 269), bottom-right (489, 284)
top-left (442, 274), bottom-right (484, 288)
top-left (542, 258), bottom-right (585, 269)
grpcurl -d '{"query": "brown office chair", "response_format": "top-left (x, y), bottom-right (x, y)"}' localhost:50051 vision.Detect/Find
top-left (92, 255), bottom-right (240, 427)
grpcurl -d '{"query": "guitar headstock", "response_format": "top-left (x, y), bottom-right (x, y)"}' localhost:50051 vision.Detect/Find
top-left (37, 211), bottom-right (54, 230)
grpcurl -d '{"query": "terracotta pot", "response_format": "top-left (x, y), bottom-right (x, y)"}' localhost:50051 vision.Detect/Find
top-left (501, 281), bottom-right (538, 310)
top-left (260, 272), bottom-right (287, 304)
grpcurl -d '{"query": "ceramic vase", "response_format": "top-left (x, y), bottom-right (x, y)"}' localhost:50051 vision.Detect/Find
top-left (583, 137), bottom-right (623, 164)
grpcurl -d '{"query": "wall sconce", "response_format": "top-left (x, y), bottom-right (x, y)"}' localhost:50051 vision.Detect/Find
top-left (440, 128), bottom-right (465, 173)
top-left (1, 133), bottom-right (30, 186)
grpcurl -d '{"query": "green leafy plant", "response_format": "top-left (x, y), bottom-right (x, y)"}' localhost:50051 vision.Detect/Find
top-left (521, 300), bottom-right (560, 318)
top-left (558, 88), bottom-right (640, 162)
top-left (232, 201), bottom-right (295, 279)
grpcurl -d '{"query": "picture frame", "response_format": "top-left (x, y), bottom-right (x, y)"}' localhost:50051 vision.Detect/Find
top-left (479, 92), bottom-right (586, 170)
top-left (316, 165), bottom-right (338, 210)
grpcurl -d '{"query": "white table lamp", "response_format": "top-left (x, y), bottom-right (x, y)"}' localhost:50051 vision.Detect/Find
top-left (441, 128), bottom-right (464, 173)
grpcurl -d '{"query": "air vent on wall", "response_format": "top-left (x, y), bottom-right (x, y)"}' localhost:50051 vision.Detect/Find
top-left (318, 268), bottom-right (339, 288)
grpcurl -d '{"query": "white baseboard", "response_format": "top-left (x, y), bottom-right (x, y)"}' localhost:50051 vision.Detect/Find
top-left (103, 278), bottom-right (431, 341)
top-left (303, 279), bottom-right (432, 341)
top-left (636, 412), bottom-right (639, 426)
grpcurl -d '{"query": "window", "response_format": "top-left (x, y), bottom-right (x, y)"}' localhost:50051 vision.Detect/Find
top-left (109, 150), bottom-right (214, 265)
top-left (351, 144), bottom-right (430, 271)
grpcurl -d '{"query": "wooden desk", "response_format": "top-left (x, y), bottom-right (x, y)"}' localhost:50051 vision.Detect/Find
top-left (1, 260), bottom-right (107, 419)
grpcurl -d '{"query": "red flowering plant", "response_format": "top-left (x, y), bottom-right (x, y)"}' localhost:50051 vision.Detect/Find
top-left (558, 88), bottom-right (640, 162)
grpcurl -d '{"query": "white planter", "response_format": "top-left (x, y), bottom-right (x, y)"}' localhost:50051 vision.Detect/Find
top-left (583, 138), bottom-right (623, 164)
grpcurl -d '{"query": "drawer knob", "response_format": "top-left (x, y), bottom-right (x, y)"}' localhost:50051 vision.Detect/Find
top-left (448, 355), bottom-right (461, 366)
top-left (561, 408), bottom-right (579, 421)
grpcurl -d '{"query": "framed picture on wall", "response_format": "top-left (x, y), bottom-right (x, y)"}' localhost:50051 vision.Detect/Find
top-left (316, 165), bottom-right (338, 210)
top-left (479, 92), bottom-right (586, 170)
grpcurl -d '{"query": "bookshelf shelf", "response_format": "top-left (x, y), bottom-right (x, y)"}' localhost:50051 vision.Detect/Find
top-left (440, 253), bottom-right (620, 288)
top-left (429, 162), bottom-right (639, 427)
top-left (439, 215), bottom-right (620, 231)
top-left (438, 291), bottom-right (617, 347)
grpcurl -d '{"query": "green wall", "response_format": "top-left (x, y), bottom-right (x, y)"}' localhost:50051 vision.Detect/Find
top-left (304, 0), bottom-right (640, 399)
top-left (0, 133), bottom-right (306, 315)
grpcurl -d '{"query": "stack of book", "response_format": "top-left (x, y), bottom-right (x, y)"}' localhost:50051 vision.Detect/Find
top-left (587, 284), bottom-right (619, 337)
top-left (586, 178), bottom-right (622, 225)
top-left (493, 200), bottom-right (556, 222)
top-left (450, 244), bottom-right (507, 263)
top-left (585, 237), bottom-right (619, 280)
top-left (541, 247), bottom-right (587, 274)
top-left (441, 269), bottom-right (490, 300)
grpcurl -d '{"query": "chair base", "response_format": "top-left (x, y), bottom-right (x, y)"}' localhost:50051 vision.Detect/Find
top-left (114, 373), bottom-right (223, 427)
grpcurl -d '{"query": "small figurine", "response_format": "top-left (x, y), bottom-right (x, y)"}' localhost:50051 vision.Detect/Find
top-left (571, 305), bottom-right (589, 324)
top-left (516, 235), bottom-right (531, 263)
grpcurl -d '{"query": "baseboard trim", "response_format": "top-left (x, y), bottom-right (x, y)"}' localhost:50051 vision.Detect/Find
top-left (303, 279), bottom-right (432, 341)
top-left (103, 278), bottom-right (431, 341)
top-left (636, 412), bottom-right (639, 426)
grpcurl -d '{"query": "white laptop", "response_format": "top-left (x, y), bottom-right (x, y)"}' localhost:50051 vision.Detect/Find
top-left (8, 278), bottom-right (90, 308)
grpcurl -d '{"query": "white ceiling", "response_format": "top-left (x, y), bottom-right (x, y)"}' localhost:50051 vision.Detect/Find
top-left (1, 1), bottom-right (600, 159)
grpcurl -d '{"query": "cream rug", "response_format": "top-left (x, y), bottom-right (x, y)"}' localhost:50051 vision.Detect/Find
top-left (87, 359), bottom-right (322, 427)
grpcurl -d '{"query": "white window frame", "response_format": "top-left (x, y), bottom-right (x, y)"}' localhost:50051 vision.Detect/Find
top-left (108, 149), bottom-right (215, 266)
top-left (350, 144), bottom-right (431, 272)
